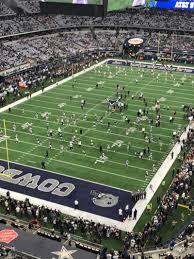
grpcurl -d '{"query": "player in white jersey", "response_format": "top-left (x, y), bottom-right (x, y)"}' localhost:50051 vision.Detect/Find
top-left (69, 141), bottom-right (73, 150)
top-left (61, 118), bottom-right (64, 126)
top-left (15, 134), bottom-right (19, 143)
top-left (94, 153), bottom-right (108, 164)
top-left (57, 127), bottom-right (62, 137)
top-left (125, 160), bottom-right (129, 167)
top-left (29, 127), bottom-right (33, 134)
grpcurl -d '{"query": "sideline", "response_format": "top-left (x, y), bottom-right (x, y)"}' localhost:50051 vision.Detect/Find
top-left (124, 123), bottom-right (191, 232)
top-left (0, 59), bottom-right (107, 113)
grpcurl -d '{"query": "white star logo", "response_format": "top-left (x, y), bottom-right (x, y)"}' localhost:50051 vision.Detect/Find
top-left (52, 246), bottom-right (77, 259)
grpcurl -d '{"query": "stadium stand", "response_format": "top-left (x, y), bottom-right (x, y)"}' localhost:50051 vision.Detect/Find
top-left (144, 33), bottom-right (194, 51)
top-left (14, 0), bottom-right (40, 13)
top-left (1, 27), bottom-right (194, 73)
top-left (0, 9), bottom-right (194, 36)
top-left (0, 3), bottom-right (15, 15)
top-left (0, 1), bottom-right (194, 259)
top-left (0, 30), bottom-right (124, 71)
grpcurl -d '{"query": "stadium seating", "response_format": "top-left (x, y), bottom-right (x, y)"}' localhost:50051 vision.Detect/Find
top-left (0, 2), bottom-right (194, 259)
top-left (0, 9), bottom-right (194, 35)
top-left (14, 0), bottom-right (40, 13)
top-left (0, 3), bottom-right (15, 15)
top-left (1, 27), bottom-right (194, 72)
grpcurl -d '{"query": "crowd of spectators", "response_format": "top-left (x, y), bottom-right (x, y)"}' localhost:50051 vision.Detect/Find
top-left (0, 131), bottom-right (193, 257)
top-left (145, 32), bottom-right (194, 51)
top-left (121, 127), bottom-right (194, 253)
top-left (0, 244), bottom-right (37, 259)
top-left (0, 1), bottom-right (40, 15)
top-left (0, 244), bottom-right (9, 258)
top-left (0, 191), bottom-right (122, 246)
top-left (0, 9), bottom-right (194, 37)
top-left (0, 30), bottom-right (124, 72)
top-left (1, 27), bottom-right (194, 73)
top-left (181, 221), bottom-right (194, 239)
top-left (163, 254), bottom-right (194, 259)
top-left (0, 51), bottom-right (107, 107)
top-left (0, 63), bottom-right (56, 107)
top-left (181, 256), bottom-right (193, 259)
top-left (0, 3), bottom-right (15, 16)
top-left (0, 7), bottom-right (194, 73)
top-left (16, 0), bottom-right (40, 13)
top-left (0, 4), bottom-right (193, 259)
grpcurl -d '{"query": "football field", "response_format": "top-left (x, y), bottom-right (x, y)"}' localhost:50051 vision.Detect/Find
top-left (0, 61), bottom-right (193, 192)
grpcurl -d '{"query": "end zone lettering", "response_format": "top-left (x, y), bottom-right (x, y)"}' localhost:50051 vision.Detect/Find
top-left (0, 166), bottom-right (75, 197)
top-left (0, 160), bottom-right (133, 221)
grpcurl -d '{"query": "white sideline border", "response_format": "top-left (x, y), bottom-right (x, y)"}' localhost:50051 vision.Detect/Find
top-left (0, 59), bottom-right (107, 113)
top-left (0, 58), bottom-right (192, 232)
top-left (106, 58), bottom-right (193, 231)
top-left (126, 124), bottom-right (191, 232)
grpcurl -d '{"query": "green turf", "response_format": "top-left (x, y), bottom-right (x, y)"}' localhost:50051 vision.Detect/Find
top-left (0, 63), bottom-right (193, 192)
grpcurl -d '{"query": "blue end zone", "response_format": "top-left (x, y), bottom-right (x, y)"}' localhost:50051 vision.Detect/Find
top-left (0, 160), bottom-right (134, 221)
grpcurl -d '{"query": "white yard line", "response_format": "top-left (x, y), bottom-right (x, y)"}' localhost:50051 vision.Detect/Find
top-left (12, 137), bottom-right (151, 171)
top-left (31, 95), bottom-right (184, 129)
top-left (0, 59), bottom-right (107, 113)
top-left (69, 69), bottom-right (193, 99)
top-left (5, 137), bottom-right (152, 172)
top-left (51, 85), bottom-right (189, 110)
top-left (0, 119), bottom-right (166, 155)
top-left (41, 95), bottom-right (185, 125)
top-left (0, 125), bottom-right (159, 163)
top-left (0, 146), bottom-right (146, 183)
top-left (4, 107), bottom-right (170, 146)
top-left (85, 71), bottom-right (193, 95)
top-left (14, 103), bottom-right (181, 132)
top-left (19, 96), bottom-right (184, 131)
top-left (70, 76), bottom-right (194, 99)
top-left (28, 160), bottom-right (36, 163)
top-left (0, 159), bottom-right (132, 194)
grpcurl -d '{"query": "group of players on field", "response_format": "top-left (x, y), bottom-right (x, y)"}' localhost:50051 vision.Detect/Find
top-left (2, 62), bottom-right (192, 170)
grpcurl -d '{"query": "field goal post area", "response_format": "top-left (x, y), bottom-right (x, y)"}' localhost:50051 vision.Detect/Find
top-left (0, 59), bottom-right (108, 178)
top-left (0, 120), bottom-right (11, 177)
